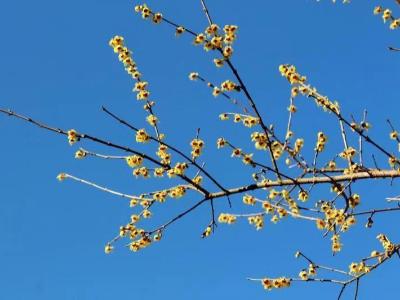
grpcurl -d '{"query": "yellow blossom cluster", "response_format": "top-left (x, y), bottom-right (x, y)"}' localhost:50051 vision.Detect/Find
top-left (270, 141), bottom-right (284, 159)
top-left (219, 113), bottom-right (260, 128)
top-left (145, 185), bottom-right (187, 203)
top-left (133, 81), bottom-right (150, 101)
top-left (248, 215), bottom-right (264, 230)
top-left (192, 23), bottom-right (238, 63)
top-left (339, 146), bottom-right (356, 160)
top-left (316, 201), bottom-right (356, 233)
top-left (152, 190), bottom-right (168, 202)
top-left (146, 114), bottom-right (158, 127)
top-left (348, 193), bottom-right (360, 208)
top-left (134, 4), bottom-right (163, 24)
top-left (262, 201), bottom-right (274, 213)
top-left (374, 6), bottom-right (400, 29)
top-left (331, 234), bottom-right (342, 253)
top-left (298, 270), bottom-right (309, 281)
top-left (129, 235), bottom-right (152, 252)
top-left (377, 234), bottom-right (396, 255)
top-left (117, 222), bottom-right (156, 253)
top-left (190, 138), bottom-right (205, 160)
top-left (279, 64), bottom-right (340, 114)
top-left (153, 167), bottom-right (165, 177)
top-left (109, 36), bottom-right (141, 80)
top-left (220, 80), bottom-right (238, 92)
top-left (167, 162), bottom-right (188, 177)
top-left (308, 264), bottom-right (317, 276)
top-left (293, 138), bottom-right (304, 156)
top-left (67, 129), bottom-right (79, 145)
top-left (261, 277), bottom-right (291, 291)
top-left (126, 155), bottom-right (144, 167)
top-left (133, 167), bottom-right (150, 178)
top-left (156, 144), bottom-right (171, 165)
top-left (109, 34), bottom-right (162, 133)
top-left (192, 175), bottom-right (203, 185)
top-left (251, 132), bottom-right (268, 150)
top-left (315, 132), bottom-right (328, 152)
top-left (168, 185), bottom-right (187, 198)
top-left (218, 213), bottom-right (237, 224)
top-left (243, 194), bottom-right (256, 205)
top-left (349, 261), bottom-right (370, 275)
top-left (298, 190), bottom-right (309, 202)
top-left (136, 128), bottom-right (150, 143)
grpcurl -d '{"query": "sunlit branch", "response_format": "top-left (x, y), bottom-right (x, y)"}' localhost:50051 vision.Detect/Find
top-left (0, 108), bottom-right (210, 196)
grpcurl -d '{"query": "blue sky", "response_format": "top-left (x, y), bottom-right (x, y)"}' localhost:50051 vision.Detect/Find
top-left (1, 0), bottom-right (400, 299)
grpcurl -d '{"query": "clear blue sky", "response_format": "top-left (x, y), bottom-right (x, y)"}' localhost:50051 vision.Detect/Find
top-left (1, 1), bottom-right (399, 299)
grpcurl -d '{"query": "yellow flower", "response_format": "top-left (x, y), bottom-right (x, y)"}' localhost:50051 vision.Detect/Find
top-left (146, 114), bottom-right (158, 127)
top-left (308, 264), bottom-right (316, 276)
top-left (175, 26), bottom-right (185, 36)
top-left (141, 5), bottom-right (151, 19)
top-left (271, 215), bottom-right (279, 224)
top-left (126, 155), bottom-right (144, 167)
top-left (56, 173), bottom-right (67, 181)
top-left (193, 33), bottom-right (206, 45)
top-left (299, 270), bottom-right (308, 281)
top-left (218, 213), bottom-right (237, 224)
top-left (205, 24), bottom-right (220, 35)
top-left (153, 167), bottom-right (164, 177)
top-left (243, 194), bottom-right (256, 205)
top-left (212, 87), bottom-right (221, 97)
top-left (389, 19), bottom-right (400, 30)
top-left (231, 148), bottom-right (242, 157)
top-left (390, 131), bottom-right (398, 140)
top-left (109, 35), bottom-right (124, 48)
top-left (349, 193), bottom-right (360, 208)
top-left (142, 209), bottom-right (152, 218)
top-left (67, 129), bottom-right (79, 145)
top-left (104, 243), bottom-right (113, 254)
top-left (261, 278), bottom-right (273, 290)
top-left (131, 214), bottom-right (140, 223)
top-left (331, 234), bottom-right (342, 252)
top-left (316, 219), bottom-right (326, 230)
top-left (136, 129), bottom-right (150, 143)
top-left (223, 46), bottom-right (233, 58)
top-left (211, 36), bottom-right (223, 48)
top-left (202, 226), bottom-right (212, 238)
top-left (133, 81), bottom-right (148, 91)
top-left (349, 262), bottom-right (358, 274)
top-left (217, 138), bottom-right (226, 148)
top-left (152, 13), bottom-right (163, 24)
top-left (373, 6), bottom-right (382, 15)
top-left (242, 154), bottom-right (254, 165)
top-left (221, 80), bottom-right (237, 91)
top-left (75, 149), bottom-right (87, 159)
top-left (130, 198), bottom-right (138, 207)
top-left (298, 190), bottom-right (309, 202)
top-left (189, 72), bottom-right (199, 80)
top-left (137, 90), bottom-right (150, 100)
top-left (153, 232), bottom-right (162, 241)
top-left (214, 58), bottom-right (224, 67)
top-left (382, 9), bottom-right (392, 22)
